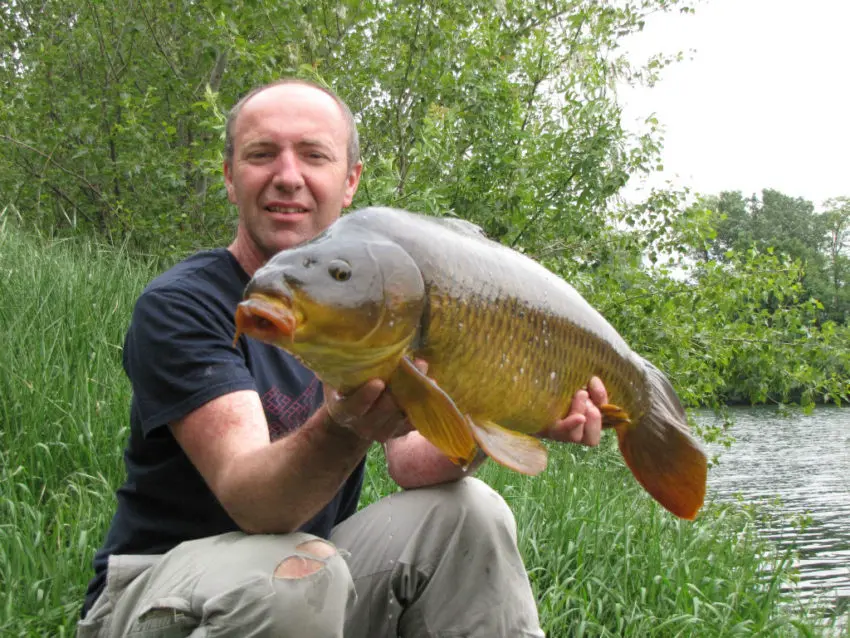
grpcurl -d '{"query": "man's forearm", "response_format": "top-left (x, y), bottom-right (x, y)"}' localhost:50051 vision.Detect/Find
top-left (218, 406), bottom-right (371, 534)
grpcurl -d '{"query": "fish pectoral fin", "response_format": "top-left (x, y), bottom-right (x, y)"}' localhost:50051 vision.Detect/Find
top-left (599, 403), bottom-right (632, 429)
top-left (389, 358), bottom-right (477, 466)
top-left (467, 419), bottom-right (548, 476)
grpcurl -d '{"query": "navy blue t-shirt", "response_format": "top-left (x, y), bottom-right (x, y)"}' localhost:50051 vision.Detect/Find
top-left (82, 248), bottom-right (365, 616)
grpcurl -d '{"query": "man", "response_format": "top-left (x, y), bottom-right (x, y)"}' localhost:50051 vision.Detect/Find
top-left (77, 78), bottom-right (608, 637)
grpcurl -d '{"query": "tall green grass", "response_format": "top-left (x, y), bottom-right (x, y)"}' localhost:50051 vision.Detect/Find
top-left (1, 220), bottom-right (846, 636)
top-left (0, 220), bottom-right (158, 635)
top-left (365, 440), bottom-right (848, 637)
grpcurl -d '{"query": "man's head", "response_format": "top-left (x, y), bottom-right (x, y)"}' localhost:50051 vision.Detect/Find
top-left (224, 79), bottom-right (360, 171)
top-left (224, 79), bottom-right (363, 274)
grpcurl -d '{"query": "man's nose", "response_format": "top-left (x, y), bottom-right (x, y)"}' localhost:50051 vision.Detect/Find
top-left (272, 150), bottom-right (305, 191)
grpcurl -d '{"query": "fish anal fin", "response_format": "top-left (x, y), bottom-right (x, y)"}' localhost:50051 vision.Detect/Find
top-left (389, 358), bottom-right (477, 466)
top-left (467, 419), bottom-right (548, 476)
top-left (600, 403), bottom-right (632, 429)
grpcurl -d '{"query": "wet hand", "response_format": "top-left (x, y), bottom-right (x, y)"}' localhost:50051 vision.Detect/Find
top-left (324, 360), bottom-right (428, 444)
top-left (537, 376), bottom-right (608, 447)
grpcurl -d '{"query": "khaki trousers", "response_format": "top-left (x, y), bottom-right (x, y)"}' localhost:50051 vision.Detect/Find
top-left (76, 478), bottom-right (544, 637)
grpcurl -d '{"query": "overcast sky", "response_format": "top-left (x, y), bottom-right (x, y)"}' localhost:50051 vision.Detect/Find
top-left (617, 0), bottom-right (849, 210)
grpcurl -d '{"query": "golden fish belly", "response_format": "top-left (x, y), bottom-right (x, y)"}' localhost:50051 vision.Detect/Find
top-left (415, 286), bottom-right (649, 434)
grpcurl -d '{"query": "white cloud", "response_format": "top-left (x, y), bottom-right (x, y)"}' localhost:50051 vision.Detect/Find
top-left (618, 0), bottom-right (850, 209)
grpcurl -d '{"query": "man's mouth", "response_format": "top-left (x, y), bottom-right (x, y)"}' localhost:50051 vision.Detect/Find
top-left (265, 205), bottom-right (309, 214)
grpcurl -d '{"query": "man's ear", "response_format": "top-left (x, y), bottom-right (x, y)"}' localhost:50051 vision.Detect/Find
top-left (342, 162), bottom-right (363, 208)
top-left (223, 161), bottom-right (236, 204)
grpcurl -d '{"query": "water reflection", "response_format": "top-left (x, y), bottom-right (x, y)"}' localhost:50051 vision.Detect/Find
top-left (701, 406), bottom-right (850, 613)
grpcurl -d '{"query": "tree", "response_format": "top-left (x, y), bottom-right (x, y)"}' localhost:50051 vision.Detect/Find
top-left (689, 188), bottom-right (850, 321)
top-left (1, 0), bottom-right (690, 257)
top-left (821, 196), bottom-right (850, 322)
top-left (584, 191), bottom-right (850, 410)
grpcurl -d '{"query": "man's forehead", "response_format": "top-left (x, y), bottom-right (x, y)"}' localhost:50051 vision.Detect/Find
top-left (235, 84), bottom-right (347, 140)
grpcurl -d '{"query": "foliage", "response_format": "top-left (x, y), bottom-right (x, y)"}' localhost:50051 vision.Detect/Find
top-left (820, 196), bottom-right (850, 323)
top-left (558, 189), bottom-right (850, 417)
top-left (0, 221), bottom-right (156, 635)
top-left (0, 0), bottom-right (688, 257)
top-left (688, 189), bottom-right (850, 323)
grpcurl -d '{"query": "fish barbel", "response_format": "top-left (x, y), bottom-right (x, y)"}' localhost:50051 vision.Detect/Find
top-left (234, 207), bottom-right (707, 519)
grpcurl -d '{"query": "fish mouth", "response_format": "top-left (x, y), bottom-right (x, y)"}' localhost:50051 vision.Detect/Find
top-left (233, 294), bottom-right (299, 346)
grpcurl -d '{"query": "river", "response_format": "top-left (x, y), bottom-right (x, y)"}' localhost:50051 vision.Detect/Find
top-left (701, 406), bottom-right (850, 616)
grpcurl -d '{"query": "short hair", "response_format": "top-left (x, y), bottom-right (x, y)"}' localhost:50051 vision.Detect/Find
top-left (223, 78), bottom-right (360, 169)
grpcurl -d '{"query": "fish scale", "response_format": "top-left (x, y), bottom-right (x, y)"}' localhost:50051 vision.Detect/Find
top-left (404, 230), bottom-right (645, 434)
top-left (422, 283), bottom-right (646, 434)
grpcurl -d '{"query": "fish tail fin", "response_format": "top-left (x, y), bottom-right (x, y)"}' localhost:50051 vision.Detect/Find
top-left (609, 359), bottom-right (707, 520)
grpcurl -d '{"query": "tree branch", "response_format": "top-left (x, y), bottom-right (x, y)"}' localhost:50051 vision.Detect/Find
top-left (1, 134), bottom-right (117, 215)
top-left (139, 0), bottom-right (182, 81)
top-left (7, 151), bottom-right (99, 227)
top-left (394, 0), bottom-right (427, 198)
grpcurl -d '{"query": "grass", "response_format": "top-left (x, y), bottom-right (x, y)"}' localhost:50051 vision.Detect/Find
top-left (1, 219), bottom-right (847, 637)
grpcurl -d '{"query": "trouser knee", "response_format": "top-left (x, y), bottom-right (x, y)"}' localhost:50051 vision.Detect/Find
top-left (264, 538), bottom-right (355, 638)
top-left (435, 477), bottom-right (519, 545)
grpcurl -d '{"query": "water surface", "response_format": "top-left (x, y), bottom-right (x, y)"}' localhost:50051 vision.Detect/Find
top-left (701, 406), bottom-right (850, 614)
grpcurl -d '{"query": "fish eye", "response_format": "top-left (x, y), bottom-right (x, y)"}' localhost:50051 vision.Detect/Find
top-left (328, 259), bottom-right (351, 282)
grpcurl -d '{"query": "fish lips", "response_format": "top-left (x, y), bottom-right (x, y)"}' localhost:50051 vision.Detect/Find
top-left (233, 294), bottom-right (298, 346)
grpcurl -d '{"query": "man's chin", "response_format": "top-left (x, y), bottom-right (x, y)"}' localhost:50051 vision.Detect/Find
top-left (263, 228), bottom-right (316, 256)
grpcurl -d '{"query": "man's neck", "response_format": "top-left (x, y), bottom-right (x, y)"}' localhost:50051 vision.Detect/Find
top-left (228, 235), bottom-right (267, 278)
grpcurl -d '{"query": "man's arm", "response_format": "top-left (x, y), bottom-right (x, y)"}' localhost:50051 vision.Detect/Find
top-left (385, 377), bottom-right (609, 489)
top-left (171, 378), bottom-right (407, 534)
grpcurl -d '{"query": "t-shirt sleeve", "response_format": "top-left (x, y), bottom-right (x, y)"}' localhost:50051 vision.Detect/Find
top-left (123, 286), bottom-right (256, 436)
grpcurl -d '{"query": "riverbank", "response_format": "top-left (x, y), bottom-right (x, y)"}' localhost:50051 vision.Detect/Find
top-left (2, 224), bottom-right (846, 636)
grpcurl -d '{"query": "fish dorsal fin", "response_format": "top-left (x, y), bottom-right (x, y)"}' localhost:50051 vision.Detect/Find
top-left (467, 419), bottom-right (548, 476)
top-left (389, 358), bottom-right (477, 466)
top-left (436, 216), bottom-right (489, 240)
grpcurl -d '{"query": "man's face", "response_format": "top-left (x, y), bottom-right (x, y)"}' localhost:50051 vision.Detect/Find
top-left (224, 83), bottom-right (362, 260)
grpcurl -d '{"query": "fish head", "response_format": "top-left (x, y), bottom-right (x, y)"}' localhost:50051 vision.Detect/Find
top-left (234, 228), bottom-right (426, 389)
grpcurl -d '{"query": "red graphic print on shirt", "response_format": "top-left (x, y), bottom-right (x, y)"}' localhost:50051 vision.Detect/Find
top-left (261, 378), bottom-right (321, 441)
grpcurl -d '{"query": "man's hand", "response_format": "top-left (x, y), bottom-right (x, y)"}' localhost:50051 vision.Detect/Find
top-left (536, 376), bottom-right (608, 447)
top-left (325, 379), bottom-right (414, 443)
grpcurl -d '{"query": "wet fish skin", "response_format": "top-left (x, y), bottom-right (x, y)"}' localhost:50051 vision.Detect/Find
top-left (235, 207), bottom-right (708, 520)
top-left (334, 209), bottom-right (647, 430)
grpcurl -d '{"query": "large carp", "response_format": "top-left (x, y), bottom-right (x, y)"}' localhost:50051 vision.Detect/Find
top-left (234, 207), bottom-right (707, 519)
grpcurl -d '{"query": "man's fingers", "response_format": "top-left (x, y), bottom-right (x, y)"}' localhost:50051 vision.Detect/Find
top-left (582, 399), bottom-right (602, 446)
top-left (569, 389), bottom-right (589, 417)
top-left (327, 379), bottom-right (386, 425)
top-left (566, 421), bottom-right (585, 443)
top-left (587, 376), bottom-right (608, 405)
top-left (326, 376), bottom-right (416, 443)
top-left (413, 358), bottom-right (429, 375)
top-left (545, 385), bottom-right (606, 446)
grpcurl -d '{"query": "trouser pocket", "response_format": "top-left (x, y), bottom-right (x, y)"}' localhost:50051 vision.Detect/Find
top-left (126, 596), bottom-right (196, 637)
